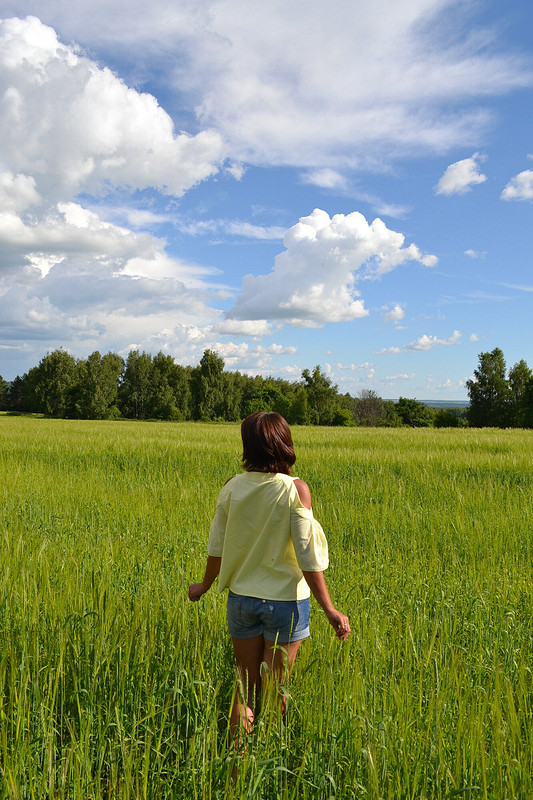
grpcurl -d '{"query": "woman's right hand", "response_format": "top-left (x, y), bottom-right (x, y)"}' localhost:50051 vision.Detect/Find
top-left (326, 608), bottom-right (351, 641)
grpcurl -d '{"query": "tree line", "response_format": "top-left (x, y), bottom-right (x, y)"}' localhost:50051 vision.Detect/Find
top-left (0, 347), bottom-right (465, 427)
top-left (0, 345), bottom-right (529, 428)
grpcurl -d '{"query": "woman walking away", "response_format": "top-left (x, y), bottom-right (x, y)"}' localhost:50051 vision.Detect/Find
top-left (188, 411), bottom-right (350, 737)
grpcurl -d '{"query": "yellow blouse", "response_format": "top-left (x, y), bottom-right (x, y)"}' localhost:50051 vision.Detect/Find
top-left (207, 471), bottom-right (329, 601)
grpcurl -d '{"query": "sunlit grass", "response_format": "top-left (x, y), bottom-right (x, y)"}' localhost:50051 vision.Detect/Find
top-left (1, 417), bottom-right (533, 798)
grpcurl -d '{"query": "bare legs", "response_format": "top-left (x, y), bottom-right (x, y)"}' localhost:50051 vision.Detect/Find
top-left (230, 635), bottom-right (302, 737)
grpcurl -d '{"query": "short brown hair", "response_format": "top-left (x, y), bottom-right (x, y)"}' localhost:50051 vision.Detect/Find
top-left (241, 411), bottom-right (296, 475)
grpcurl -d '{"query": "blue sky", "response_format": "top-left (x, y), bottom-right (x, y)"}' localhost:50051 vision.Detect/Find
top-left (0, 0), bottom-right (532, 399)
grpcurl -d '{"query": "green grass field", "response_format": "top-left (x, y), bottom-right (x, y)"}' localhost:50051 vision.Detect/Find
top-left (1, 416), bottom-right (533, 799)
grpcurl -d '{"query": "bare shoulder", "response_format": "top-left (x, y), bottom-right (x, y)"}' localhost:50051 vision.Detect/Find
top-left (293, 478), bottom-right (312, 510)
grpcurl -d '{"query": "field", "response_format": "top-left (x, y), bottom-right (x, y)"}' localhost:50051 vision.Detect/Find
top-left (1, 416), bottom-right (533, 799)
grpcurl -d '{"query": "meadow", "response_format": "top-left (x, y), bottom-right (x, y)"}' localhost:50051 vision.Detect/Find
top-left (1, 416), bottom-right (533, 799)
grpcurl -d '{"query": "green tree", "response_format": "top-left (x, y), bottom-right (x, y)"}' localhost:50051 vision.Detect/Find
top-left (34, 349), bottom-right (77, 417)
top-left (0, 375), bottom-right (7, 410)
top-left (466, 348), bottom-right (511, 427)
top-left (507, 359), bottom-right (532, 428)
top-left (242, 379), bottom-right (292, 420)
top-left (6, 369), bottom-right (40, 413)
top-left (119, 351), bottom-right (153, 419)
top-left (149, 352), bottom-right (192, 420)
top-left (220, 371), bottom-right (243, 421)
top-left (378, 400), bottom-right (402, 427)
top-left (287, 386), bottom-right (310, 425)
top-left (71, 351), bottom-right (124, 419)
top-left (302, 366), bottom-right (339, 425)
top-left (433, 409), bottom-right (460, 428)
top-left (396, 397), bottom-right (433, 427)
top-left (523, 376), bottom-right (533, 429)
top-left (191, 349), bottom-right (226, 420)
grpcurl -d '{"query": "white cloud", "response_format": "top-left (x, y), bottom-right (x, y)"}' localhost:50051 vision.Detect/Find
top-left (384, 373), bottom-right (415, 382)
top-left (301, 169), bottom-right (348, 191)
top-left (464, 249), bottom-right (487, 259)
top-left (0, 17), bottom-right (224, 203)
top-left (176, 217), bottom-right (285, 240)
top-left (0, 16), bottom-right (231, 366)
top-left (407, 330), bottom-right (462, 350)
top-left (336, 361), bottom-right (374, 371)
top-left (228, 208), bottom-right (436, 326)
top-left (382, 304), bottom-right (405, 323)
top-left (435, 153), bottom-right (487, 195)
top-left (0, 171), bottom-right (41, 212)
top-left (377, 330), bottom-right (462, 354)
top-left (226, 222), bottom-right (286, 240)
top-left (469, 333), bottom-right (480, 342)
top-left (501, 170), bottom-right (533, 201)
top-left (3, 3), bottom-right (530, 170)
top-left (213, 319), bottom-right (274, 338)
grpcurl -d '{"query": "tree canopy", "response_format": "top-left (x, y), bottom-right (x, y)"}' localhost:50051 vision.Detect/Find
top-left (466, 348), bottom-right (533, 428)
top-left (5, 345), bottom-right (531, 429)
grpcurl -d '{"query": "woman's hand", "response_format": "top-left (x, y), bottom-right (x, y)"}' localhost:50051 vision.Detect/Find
top-left (188, 582), bottom-right (207, 601)
top-left (188, 557), bottom-right (222, 602)
top-left (325, 609), bottom-right (351, 641)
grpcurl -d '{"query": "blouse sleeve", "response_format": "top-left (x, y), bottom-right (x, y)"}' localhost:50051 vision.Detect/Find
top-left (207, 502), bottom-right (227, 557)
top-left (290, 505), bottom-right (329, 572)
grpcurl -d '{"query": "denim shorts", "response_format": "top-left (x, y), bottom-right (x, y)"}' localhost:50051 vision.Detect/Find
top-left (227, 591), bottom-right (310, 642)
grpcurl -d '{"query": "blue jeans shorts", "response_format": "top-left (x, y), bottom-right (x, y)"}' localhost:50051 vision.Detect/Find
top-left (227, 591), bottom-right (310, 642)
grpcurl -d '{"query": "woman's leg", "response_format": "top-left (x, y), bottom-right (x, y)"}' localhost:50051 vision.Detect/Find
top-left (262, 639), bottom-right (302, 716)
top-left (263, 638), bottom-right (302, 674)
top-left (230, 635), bottom-right (265, 737)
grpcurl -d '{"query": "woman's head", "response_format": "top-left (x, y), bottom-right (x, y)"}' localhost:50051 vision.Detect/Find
top-left (241, 411), bottom-right (296, 475)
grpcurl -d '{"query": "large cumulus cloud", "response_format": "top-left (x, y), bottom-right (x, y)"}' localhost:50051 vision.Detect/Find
top-left (228, 209), bottom-right (437, 326)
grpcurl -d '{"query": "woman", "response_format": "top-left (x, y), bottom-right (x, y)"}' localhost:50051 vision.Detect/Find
top-left (188, 411), bottom-right (350, 734)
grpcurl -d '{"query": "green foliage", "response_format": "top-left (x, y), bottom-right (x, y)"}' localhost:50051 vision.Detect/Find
top-left (0, 374), bottom-right (7, 410)
top-left (433, 408), bottom-right (460, 428)
top-left (191, 348), bottom-right (226, 420)
top-left (150, 352), bottom-right (191, 420)
top-left (69, 351), bottom-right (125, 419)
top-left (287, 386), bottom-right (310, 425)
top-left (34, 348), bottom-right (78, 416)
top-left (354, 389), bottom-right (384, 426)
top-left (2, 419), bottom-right (533, 797)
top-left (119, 350), bottom-right (153, 419)
top-left (467, 348), bottom-right (511, 427)
top-left (508, 359), bottom-right (532, 427)
top-left (396, 396), bottom-right (434, 427)
top-left (301, 365), bottom-right (339, 425)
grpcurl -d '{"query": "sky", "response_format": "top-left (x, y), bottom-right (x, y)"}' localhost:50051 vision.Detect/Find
top-left (0, 0), bottom-right (532, 399)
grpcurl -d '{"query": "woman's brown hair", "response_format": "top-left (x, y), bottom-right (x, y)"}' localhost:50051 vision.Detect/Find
top-left (241, 411), bottom-right (296, 475)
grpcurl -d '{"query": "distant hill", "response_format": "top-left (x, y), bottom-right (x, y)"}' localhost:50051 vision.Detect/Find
top-left (385, 399), bottom-right (469, 408)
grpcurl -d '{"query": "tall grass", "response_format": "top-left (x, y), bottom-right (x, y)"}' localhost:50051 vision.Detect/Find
top-left (1, 417), bottom-right (532, 798)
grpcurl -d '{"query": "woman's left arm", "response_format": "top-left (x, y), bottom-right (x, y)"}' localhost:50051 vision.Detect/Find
top-left (188, 556), bottom-right (222, 601)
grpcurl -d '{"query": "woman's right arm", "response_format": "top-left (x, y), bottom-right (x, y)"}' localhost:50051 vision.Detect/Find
top-left (188, 555), bottom-right (222, 601)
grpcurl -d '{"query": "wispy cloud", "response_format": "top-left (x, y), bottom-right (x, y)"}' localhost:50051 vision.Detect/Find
top-left (7, 1), bottom-right (531, 170)
top-left (377, 330), bottom-right (462, 354)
